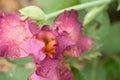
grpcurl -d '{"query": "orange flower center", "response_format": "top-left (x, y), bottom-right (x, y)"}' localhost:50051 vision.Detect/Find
top-left (36, 31), bottom-right (56, 58)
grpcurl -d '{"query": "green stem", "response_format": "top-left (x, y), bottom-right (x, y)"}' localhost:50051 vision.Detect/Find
top-left (46, 0), bottom-right (111, 19)
top-left (91, 58), bottom-right (98, 80)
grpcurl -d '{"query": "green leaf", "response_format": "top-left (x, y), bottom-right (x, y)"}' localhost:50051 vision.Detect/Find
top-left (71, 66), bottom-right (86, 80)
top-left (95, 12), bottom-right (111, 52)
top-left (6, 56), bottom-right (32, 66)
top-left (19, 6), bottom-right (46, 20)
top-left (95, 12), bottom-right (110, 36)
top-left (98, 22), bottom-right (120, 54)
top-left (83, 5), bottom-right (107, 26)
top-left (82, 61), bottom-right (106, 80)
top-left (0, 68), bottom-right (33, 80)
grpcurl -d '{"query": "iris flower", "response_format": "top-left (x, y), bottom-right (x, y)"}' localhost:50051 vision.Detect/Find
top-left (0, 10), bottom-right (91, 80)
top-left (29, 10), bottom-right (91, 80)
top-left (29, 25), bottom-right (74, 80)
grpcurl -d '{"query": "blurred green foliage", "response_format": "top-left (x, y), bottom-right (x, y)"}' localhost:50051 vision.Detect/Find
top-left (0, 0), bottom-right (120, 80)
top-left (82, 61), bottom-right (106, 80)
top-left (99, 22), bottom-right (120, 54)
top-left (0, 68), bottom-right (32, 80)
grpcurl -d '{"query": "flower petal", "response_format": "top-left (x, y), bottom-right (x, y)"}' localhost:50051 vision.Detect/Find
top-left (59, 65), bottom-right (73, 80)
top-left (0, 11), bottom-right (33, 58)
top-left (79, 36), bottom-right (92, 53)
top-left (20, 39), bottom-right (46, 62)
top-left (25, 18), bottom-right (40, 35)
top-left (54, 35), bottom-right (75, 59)
top-left (53, 10), bottom-right (82, 41)
top-left (29, 57), bottom-right (73, 80)
top-left (28, 72), bottom-right (48, 80)
top-left (53, 10), bottom-right (92, 57)
top-left (29, 56), bottom-right (59, 80)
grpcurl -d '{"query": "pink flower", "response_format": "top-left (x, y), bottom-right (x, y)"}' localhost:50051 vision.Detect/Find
top-left (53, 10), bottom-right (92, 57)
top-left (28, 25), bottom-right (74, 80)
top-left (0, 10), bottom-right (92, 80)
top-left (28, 10), bottom-right (92, 80)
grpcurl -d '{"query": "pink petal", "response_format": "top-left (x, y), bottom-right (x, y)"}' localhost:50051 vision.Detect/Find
top-left (20, 39), bottom-right (46, 61)
top-left (53, 10), bottom-right (82, 41)
top-left (54, 35), bottom-right (75, 58)
top-left (0, 11), bottom-right (33, 58)
top-left (28, 72), bottom-right (48, 80)
top-left (59, 66), bottom-right (73, 80)
top-left (53, 10), bottom-right (92, 57)
top-left (29, 57), bottom-right (73, 80)
top-left (80, 36), bottom-right (92, 52)
top-left (36, 57), bottom-right (58, 78)
top-left (28, 56), bottom-right (59, 80)
top-left (65, 36), bottom-right (92, 57)
top-left (25, 18), bottom-right (40, 35)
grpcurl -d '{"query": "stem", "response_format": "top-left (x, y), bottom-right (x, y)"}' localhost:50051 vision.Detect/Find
top-left (46, 0), bottom-right (111, 19)
top-left (91, 58), bottom-right (98, 80)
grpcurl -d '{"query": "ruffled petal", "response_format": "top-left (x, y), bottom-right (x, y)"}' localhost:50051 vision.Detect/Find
top-left (53, 10), bottom-right (92, 57)
top-left (78, 36), bottom-right (92, 53)
top-left (20, 39), bottom-right (46, 62)
top-left (29, 57), bottom-right (73, 80)
top-left (53, 10), bottom-right (82, 41)
top-left (65, 36), bottom-right (92, 57)
top-left (59, 65), bottom-right (73, 80)
top-left (54, 34), bottom-right (75, 59)
top-left (29, 56), bottom-right (59, 80)
top-left (25, 18), bottom-right (40, 35)
top-left (0, 11), bottom-right (33, 58)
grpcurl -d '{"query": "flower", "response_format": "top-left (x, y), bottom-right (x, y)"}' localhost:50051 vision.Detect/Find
top-left (28, 25), bottom-right (74, 80)
top-left (0, 10), bottom-right (92, 80)
top-left (53, 10), bottom-right (92, 57)
top-left (0, 11), bottom-right (40, 58)
top-left (28, 10), bottom-right (91, 80)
